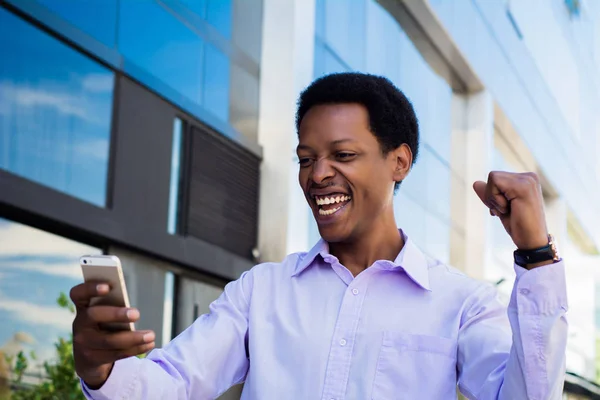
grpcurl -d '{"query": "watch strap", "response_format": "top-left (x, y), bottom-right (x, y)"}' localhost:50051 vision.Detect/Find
top-left (513, 235), bottom-right (560, 267)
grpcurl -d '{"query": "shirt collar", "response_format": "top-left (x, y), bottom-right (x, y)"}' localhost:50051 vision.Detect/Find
top-left (293, 230), bottom-right (431, 291)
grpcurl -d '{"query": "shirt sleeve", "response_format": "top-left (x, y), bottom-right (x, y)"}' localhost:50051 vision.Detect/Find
top-left (81, 270), bottom-right (253, 400)
top-left (457, 261), bottom-right (568, 400)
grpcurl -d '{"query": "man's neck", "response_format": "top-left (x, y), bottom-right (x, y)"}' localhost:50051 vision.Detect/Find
top-left (329, 220), bottom-right (404, 277)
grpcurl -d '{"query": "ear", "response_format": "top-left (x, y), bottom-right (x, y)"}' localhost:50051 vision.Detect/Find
top-left (391, 144), bottom-right (412, 184)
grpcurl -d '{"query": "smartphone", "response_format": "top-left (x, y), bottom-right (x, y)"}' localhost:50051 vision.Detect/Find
top-left (80, 255), bottom-right (135, 332)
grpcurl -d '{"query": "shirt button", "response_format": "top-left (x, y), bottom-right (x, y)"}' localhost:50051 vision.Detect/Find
top-left (520, 289), bottom-right (530, 295)
top-left (339, 339), bottom-right (347, 346)
top-left (352, 288), bottom-right (359, 295)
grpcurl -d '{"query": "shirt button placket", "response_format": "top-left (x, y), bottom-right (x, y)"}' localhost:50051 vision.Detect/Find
top-left (321, 284), bottom-right (365, 400)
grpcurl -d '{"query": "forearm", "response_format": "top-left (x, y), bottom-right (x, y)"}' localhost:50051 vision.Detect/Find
top-left (499, 261), bottom-right (568, 399)
top-left (81, 355), bottom-right (189, 400)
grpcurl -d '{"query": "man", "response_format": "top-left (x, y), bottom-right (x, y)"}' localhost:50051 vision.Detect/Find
top-left (71, 73), bottom-right (567, 399)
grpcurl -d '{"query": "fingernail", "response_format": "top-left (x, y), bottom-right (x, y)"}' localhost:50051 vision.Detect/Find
top-left (126, 309), bottom-right (140, 320)
top-left (96, 284), bottom-right (109, 293)
top-left (143, 332), bottom-right (155, 343)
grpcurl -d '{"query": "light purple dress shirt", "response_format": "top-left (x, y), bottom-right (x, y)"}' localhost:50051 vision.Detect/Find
top-left (82, 232), bottom-right (568, 399)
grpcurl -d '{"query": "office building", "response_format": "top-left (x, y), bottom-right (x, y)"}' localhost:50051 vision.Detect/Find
top-left (1, 0), bottom-right (599, 397)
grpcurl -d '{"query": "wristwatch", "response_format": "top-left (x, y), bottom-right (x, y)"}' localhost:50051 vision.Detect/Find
top-left (513, 234), bottom-right (560, 267)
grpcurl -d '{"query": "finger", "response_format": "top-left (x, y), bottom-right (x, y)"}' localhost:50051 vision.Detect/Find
top-left (488, 171), bottom-right (540, 200)
top-left (474, 179), bottom-right (509, 214)
top-left (70, 282), bottom-right (111, 308)
top-left (473, 181), bottom-right (487, 205)
top-left (87, 306), bottom-right (140, 324)
top-left (76, 329), bottom-right (155, 351)
top-left (79, 342), bottom-right (156, 365)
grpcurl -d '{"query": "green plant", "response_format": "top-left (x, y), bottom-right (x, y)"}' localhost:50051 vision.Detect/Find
top-left (5, 293), bottom-right (85, 400)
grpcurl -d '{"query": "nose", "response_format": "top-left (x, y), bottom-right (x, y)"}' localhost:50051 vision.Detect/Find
top-left (311, 158), bottom-right (335, 184)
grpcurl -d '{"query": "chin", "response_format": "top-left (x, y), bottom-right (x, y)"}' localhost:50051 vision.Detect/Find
top-left (316, 224), bottom-right (353, 243)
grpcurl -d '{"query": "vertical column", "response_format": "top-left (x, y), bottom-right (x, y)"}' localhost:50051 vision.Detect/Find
top-left (257, 0), bottom-right (316, 262)
top-left (544, 196), bottom-right (567, 249)
top-left (449, 90), bottom-right (494, 280)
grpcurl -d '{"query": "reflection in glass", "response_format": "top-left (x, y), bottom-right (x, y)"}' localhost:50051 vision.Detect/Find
top-left (314, 40), bottom-right (350, 79)
top-left (323, 0), bottom-right (366, 70)
top-left (0, 218), bottom-right (100, 387)
top-left (35, 0), bottom-right (119, 47)
top-left (179, 0), bottom-right (233, 39)
top-left (203, 44), bottom-right (230, 121)
top-left (118, 1), bottom-right (204, 104)
top-left (0, 8), bottom-right (114, 206)
top-left (206, 0), bottom-right (233, 38)
top-left (168, 119), bottom-right (183, 235)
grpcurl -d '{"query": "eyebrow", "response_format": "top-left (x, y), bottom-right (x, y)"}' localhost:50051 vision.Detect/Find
top-left (296, 139), bottom-right (356, 152)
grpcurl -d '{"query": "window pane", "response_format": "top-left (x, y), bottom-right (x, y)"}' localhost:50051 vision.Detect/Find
top-left (118, 1), bottom-right (204, 104)
top-left (229, 63), bottom-right (259, 141)
top-left (232, 0), bottom-right (263, 63)
top-left (424, 148), bottom-right (451, 221)
top-left (206, 0), bottom-right (233, 38)
top-left (203, 44), bottom-right (230, 121)
top-left (168, 118), bottom-right (184, 235)
top-left (314, 41), bottom-right (350, 78)
top-left (35, 0), bottom-right (118, 47)
top-left (179, 0), bottom-right (234, 39)
top-left (0, 218), bottom-right (100, 384)
top-left (179, 0), bottom-right (208, 18)
top-left (323, 0), bottom-right (366, 70)
top-left (0, 8), bottom-right (114, 206)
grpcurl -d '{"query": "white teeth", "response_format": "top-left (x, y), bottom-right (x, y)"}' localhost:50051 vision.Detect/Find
top-left (315, 195), bottom-right (351, 206)
top-left (319, 206), bottom-right (341, 215)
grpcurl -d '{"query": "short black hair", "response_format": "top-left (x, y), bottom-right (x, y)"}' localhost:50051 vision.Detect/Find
top-left (296, 72), bottom-right (419, 191)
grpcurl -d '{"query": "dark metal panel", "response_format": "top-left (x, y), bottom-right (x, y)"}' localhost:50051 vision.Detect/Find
top-left (0, 170), bottom-right (253, 281)
top-left (184, 125), bottom-right (260, 259)
top-left (110, 75), bottom-right (173, 232)
top-left (0, 75), bottom-right (255, 281)
top-left (0, 170), bottom-right (121, 245)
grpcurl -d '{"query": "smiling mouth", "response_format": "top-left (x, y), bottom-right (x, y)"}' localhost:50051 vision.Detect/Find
top-left (314, 194), bottom-right (352, 216)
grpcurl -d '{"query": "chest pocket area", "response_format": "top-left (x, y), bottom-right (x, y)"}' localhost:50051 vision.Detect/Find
top-left (372, 332), bottom-right (458, 400)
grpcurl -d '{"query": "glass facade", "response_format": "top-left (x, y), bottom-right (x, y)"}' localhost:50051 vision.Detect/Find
top-left (6, 0), bottom-right (262, 143)
top-left (35, 0), bottom-right (119, 47)
top-left (0, 7), bottom-right (114, 207)
top-left (0, 218), bottom-right (101, 384)
top-left (310, 0), bottom-right (454, 263)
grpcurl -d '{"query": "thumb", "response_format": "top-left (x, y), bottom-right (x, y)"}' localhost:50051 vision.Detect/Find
top-left (472, 181), bottom-right (487, 205)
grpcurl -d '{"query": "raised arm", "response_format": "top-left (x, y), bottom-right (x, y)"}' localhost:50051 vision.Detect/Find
top-left (457, 262), bottom-right (568, 399)
top-left (459, 171), bottom-right (569, 398)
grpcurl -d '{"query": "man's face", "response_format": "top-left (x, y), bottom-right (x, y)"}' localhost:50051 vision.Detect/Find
top-left (297, 103), bottom-right (410, 243)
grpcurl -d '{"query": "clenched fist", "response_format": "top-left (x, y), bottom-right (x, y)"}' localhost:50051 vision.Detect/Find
top-left (473, 171), bottom-right (549, 251)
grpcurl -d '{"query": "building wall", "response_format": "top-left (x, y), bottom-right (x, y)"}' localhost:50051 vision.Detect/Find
top-left (307, 0), bottom-right (455, 262)
top-left (428, 0), bottom-right (600, 249)
top-left (0, 0), bottom-right (263, 389)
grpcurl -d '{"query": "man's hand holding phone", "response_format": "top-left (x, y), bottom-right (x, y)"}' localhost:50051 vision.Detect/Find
top-left (70, 257), bottom-right (156, 389)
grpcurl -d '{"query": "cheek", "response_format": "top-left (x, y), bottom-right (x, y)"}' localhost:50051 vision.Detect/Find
top-left (298, 169), bottom-right (311, 190)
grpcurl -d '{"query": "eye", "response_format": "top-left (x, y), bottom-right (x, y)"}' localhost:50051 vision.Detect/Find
top-left (298, 157), bottom-right (314, 167)
top-left (335, 152), bottom-right (356, 161)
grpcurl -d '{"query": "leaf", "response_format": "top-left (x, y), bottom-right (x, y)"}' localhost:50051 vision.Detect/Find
top-left (8, 294), bottom-right (86, 399)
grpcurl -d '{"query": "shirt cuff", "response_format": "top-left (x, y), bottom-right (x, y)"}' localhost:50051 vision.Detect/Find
top-left (81, 357), bottom-right (141, 400)
top-left (511, 260), bottom-right (568, 315)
